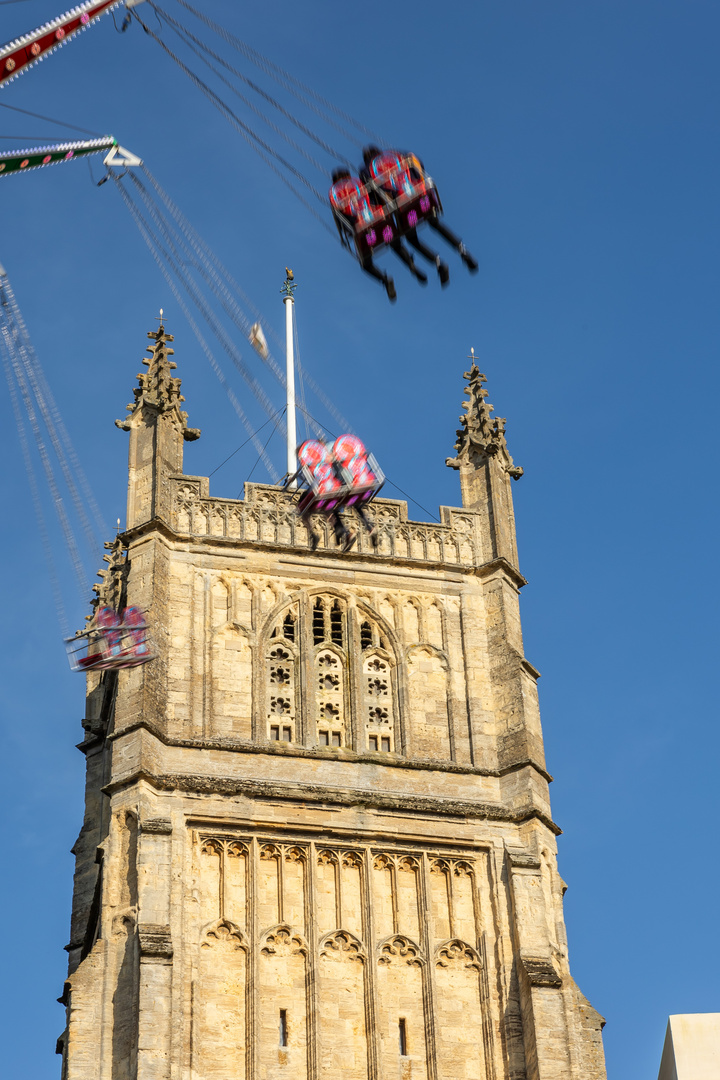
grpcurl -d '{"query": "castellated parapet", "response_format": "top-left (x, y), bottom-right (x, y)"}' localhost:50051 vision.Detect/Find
top-left (58, 325), bottom-right (607, 1080)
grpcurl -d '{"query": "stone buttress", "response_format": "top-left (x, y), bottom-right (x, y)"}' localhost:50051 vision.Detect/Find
top-left (58, 326), bottom-right (607, 1080)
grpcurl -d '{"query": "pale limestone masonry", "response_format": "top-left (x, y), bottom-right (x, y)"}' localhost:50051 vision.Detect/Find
top-left (657, 1014), bottom-right (720, 1080)
top-left (57, 325), bottom-right (607, 1080)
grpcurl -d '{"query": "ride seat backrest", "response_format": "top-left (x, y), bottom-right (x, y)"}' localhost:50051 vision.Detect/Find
top-left (96, 606), bottom-right (122, 655)
top-left (332, 434), bottom-right (378, 490)
top-left (123, 606), bottom-right (149, 657)
top-left (298, 440), bottom-right (344, 496)
top-left (370, 152), bottom-right (426, 199)
top-left (329, 176), bottom-right (386, 227)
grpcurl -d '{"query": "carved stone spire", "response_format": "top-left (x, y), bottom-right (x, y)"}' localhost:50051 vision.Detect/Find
top-left (83, 535), bottom-right (128, 628)
top-left (116, 318), bottom-right (200, 530)
top-left (115, 322), bottom-right (200, 441)
top-left (446, 356), bottom-right (523, 567)
top-left (446, 361), bottom-right (523, 480)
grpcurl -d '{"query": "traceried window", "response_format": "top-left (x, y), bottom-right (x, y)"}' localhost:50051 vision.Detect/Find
top-left (271, 610), bottom-right (297, 644)
top-left (364, 653), bottom-right (395, 752)
top-left (314, 642), bottom-right (343, 746)
top-left (311, 599), bottom-right (348, 748)
top-left (265, 595), bottom-right (398, 754)
top-left (360, 618), bottom-right (391, 653)
top-left (265, 605), bottom-right (299, 742)
top-left (312, 597), bottom-right (345, 648)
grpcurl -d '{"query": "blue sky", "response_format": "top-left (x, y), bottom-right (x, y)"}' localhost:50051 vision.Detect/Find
top-left (1, 2), bottom-right (718, 1077)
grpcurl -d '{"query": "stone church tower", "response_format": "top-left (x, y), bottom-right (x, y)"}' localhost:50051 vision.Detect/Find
top-left (58, 323), bottom-right (607, 1080)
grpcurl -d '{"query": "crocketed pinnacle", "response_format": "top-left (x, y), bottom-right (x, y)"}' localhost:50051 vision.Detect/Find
top-left (446, 362), bottom-right (524, 479)
top-left (115, 322), bottom-right (200, 440)
top-left (81, 535), bottom-right (128, 630)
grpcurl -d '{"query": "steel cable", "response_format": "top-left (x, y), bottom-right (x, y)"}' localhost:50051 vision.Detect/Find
top-left (0, 325), bottom-right (70, 637)
top-left (112, 176), bottom-right (280, 481)
top-left (169, 0), bottom-right (386, 146)
top-left (1, 300), bottom-right (91, 598)
top-left (1, 278), bottom-right (105, 554)
top-left (133, 169), bottom-right (289, 389)
top-left (150, 4), bottom-right (354, 170)
top-left (137, 166), bottom-right (352, 439)
top-left (1, 274), bottom-right (106, 542)
top-left (129, 7), bottom-right (335, 231)
top-left (124, 173), bottom-right (286, 435)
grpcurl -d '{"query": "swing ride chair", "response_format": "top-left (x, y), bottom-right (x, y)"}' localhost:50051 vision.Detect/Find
top-left (329, 156), bottom-right (441, 263)
top-left (2, 0), bottom-right (472, 299)
top-left (330, 177), bottom-right (397, 261)
top-left (65, 606), bottom-right (155, 673)
top-left (293, 435), bottom-right (385, 521)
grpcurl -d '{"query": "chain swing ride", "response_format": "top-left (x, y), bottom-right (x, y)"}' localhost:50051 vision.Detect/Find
top-left (1, 0), bottom-right (478, 299)
top-left (1, 0), bottom-right (461, 670)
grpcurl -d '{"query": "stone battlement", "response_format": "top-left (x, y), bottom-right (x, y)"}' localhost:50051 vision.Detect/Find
top-left (170, 478), bottom-right (483, 566)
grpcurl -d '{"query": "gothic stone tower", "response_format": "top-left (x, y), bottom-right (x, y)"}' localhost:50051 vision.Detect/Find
top-left (58, 324), bottom-right (607, 1080)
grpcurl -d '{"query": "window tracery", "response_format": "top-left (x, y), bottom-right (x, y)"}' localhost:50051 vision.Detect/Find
top-left (265, 607), bottom-right (298, 740)
top-left (364, 653), bottom-right (394, 752)
top-left (315, 647), bottom-right (345, 747)
top-left (264, 594), bottom-right (399, 753)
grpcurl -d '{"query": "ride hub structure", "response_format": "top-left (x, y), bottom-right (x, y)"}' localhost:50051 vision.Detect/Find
top-left (59, 322), bottom-right (607, 1080)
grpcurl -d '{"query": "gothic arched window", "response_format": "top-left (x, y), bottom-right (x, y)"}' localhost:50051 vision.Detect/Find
top-left (265, 603), bottom-right (299, 742)
top-left (363, 652), bottom-right (395, 752)
top-left (311, 596), bottom-right (348, 747)
top-left (262, 594), bottom-right (399, 754)
top-left (316, 650), bottom-right (345, 746)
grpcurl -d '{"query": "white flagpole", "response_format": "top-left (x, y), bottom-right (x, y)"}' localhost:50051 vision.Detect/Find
top-left (281, 268), bottom-right (298, 488)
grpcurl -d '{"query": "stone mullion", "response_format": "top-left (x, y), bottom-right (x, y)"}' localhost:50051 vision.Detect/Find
top-left (445, 667), bottom-right (457, 763)
top-left (247, 838), bottom-right (259, 1080)
top-left (348, 604), bottom-right (363, 752)
top-left (362, 848), bottom-right (380, 1080)
top-left (250, 584), bottom-right (264, 742)
top-left (458, 593), bottom-right (477, 766)
top-left (218, 841), bottom-right (226, 922)
top-left (277, 849), bottom-right (285, 924)
top-left (202, 573), bottom-right (211, 738)
top-left (419, 853), bottom-right (439, 1080)
top-left (446, 864), bottom-right (456, 939)
top-left (307, 843), bottom-right (320, 1080)
top-left (445, 598), bottom-right (471, 764)
top-left (417, 602), bottom-right (427, 643)
top-left (390, 858), bottom-right (399, 935)
top-left (488, 842), bottom-right (526, 1080)
top-left (299, 594), bottom-right (313, 745)
top-left (466, 859), bottom-right (497, 1080)
top-left (189, 572), bottom-right (200, 736)
top-left (335, 854), bottom-right (343, 929)
top-left (478, 927), bottom-right (498, 1080)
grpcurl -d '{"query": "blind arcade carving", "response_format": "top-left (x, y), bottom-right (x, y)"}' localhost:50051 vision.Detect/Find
top-left (192, 834), bottom-right (494, 1080)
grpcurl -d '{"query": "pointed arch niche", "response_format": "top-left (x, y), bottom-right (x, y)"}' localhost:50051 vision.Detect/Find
top-left (357, 602), bottom-right (401, 754)
top-left (376, 935), bottom-right (428, 1079)
top-left (434, 939), bottom-right (487, 1079)
top-left (318, 931), bottom-right (369, 1079)
top-left (210, 623), bottom-right (252, 740)
top-left (406, 644), bottom-right (451, 759)
top-left (264, 601), bottom-right (299, 743)
top-left (192, 919), bottom-right (248, 1079)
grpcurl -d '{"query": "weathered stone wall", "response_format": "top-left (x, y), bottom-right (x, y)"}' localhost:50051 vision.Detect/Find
top-left (58, 343), bottom-right (606, 1080)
